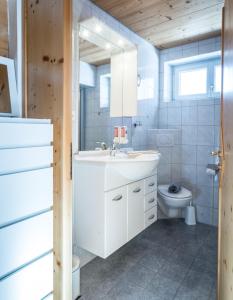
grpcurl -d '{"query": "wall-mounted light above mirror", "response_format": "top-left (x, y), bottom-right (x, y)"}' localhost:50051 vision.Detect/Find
top-left (79, 17), bottom-right (135, 53)
top-left (78, 17), bottom-right (138, 151)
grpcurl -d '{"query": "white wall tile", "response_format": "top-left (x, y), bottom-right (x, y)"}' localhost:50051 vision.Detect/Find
top-left (167, 107), bottom-right (182, 126)
top-left (197, 126), bottom-right (215, 146)
top-left (182, 106), bottom-right (198, 125)
top-left (197, 165), bottom-right (214, 187)
top-left (182, 126), bottom-right (197, 145)
top-left (182, 145), bottom-right (197, 165)
top-left (198, 105), bottom-right (214, 125)
top-left (196, 205), bottom-right (212, 225)
top-left (197, 145), bottom-right (215, 165)
top-left (195, 185), bottom-right (214, 208)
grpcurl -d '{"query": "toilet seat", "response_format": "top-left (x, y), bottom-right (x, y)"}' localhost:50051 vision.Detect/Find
top-left (158, 185), bottom-right (192, 200)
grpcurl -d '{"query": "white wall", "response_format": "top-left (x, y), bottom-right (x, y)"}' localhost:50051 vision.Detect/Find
top-left (157, 37), bottom-right (221, 226)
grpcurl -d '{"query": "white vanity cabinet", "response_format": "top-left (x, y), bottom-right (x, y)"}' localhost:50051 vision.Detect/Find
top-left (75, 161), bottom-right (158, 258)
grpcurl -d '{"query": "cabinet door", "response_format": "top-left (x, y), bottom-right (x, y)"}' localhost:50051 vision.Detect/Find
top-left (127, 180), bottom-right (144, 240)
top-left (105, 187), bottom-right (127, 257)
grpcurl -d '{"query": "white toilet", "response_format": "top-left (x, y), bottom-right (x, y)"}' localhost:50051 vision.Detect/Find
top-left (157, 184), bottom-right (194, 221)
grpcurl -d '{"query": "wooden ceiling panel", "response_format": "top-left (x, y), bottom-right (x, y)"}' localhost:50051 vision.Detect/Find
top-left (79, 38), bottom-right (111, 66)
top-left (92, 0), bottom-right (224, 49)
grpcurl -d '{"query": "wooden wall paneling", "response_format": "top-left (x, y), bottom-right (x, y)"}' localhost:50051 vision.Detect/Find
top-left (25, 0), bottom-right (72, 299)
top-left (218, 7), bottom-right (225, 300)
top-left (0, 0), bottom-right (8, 57)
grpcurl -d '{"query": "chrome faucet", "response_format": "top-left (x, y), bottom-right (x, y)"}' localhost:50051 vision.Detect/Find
top-left (96, 142), bottom-right (107, 150)
top-left (110, 142), bottom-right (119, 156)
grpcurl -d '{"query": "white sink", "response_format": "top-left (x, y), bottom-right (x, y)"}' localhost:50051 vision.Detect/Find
top-left (75, 150), bottom-right (160, 182)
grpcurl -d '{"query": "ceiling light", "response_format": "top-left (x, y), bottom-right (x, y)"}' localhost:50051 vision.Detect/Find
top-left (95, 25), bottom-right (102, 33)
top-left (118, 40), bottom-right (124, 46)
top-left (105, 43), bottom-right (112, 50)
top-left (82, 29), bottom-right (89, 38)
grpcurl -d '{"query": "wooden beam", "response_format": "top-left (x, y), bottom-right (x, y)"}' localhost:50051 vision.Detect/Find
top-left (25, 0), bottom-right (72, 299)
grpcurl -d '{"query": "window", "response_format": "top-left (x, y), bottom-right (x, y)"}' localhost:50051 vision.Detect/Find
top-left (179, 68), bottom-right (207, 96)
top-left (214, 64), bottom-right (221, 93)
top-left (173, 59), bottom-right (221, 100)
top-left (100, 73), bottom-right (111, 108)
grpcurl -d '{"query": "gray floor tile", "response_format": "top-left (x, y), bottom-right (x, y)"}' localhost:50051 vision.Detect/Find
top-left (106, 280), bottom-right (145, 300)
top-left (159, 260), bottom-right (190, 281)
top-left (121, 262), bottom-right (157, 289)
top-left (138, 249), bottom-right (166, 273)
top-left (80, 219), bottom-right (217, 300)
top-left (209, 286), bottom-right (217, 300)
top-left (147, 272), bottom-right (181, 298)
top-left (175, 269), bottom-right (214, 300)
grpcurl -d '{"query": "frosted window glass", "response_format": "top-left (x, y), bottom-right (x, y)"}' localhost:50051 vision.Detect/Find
top-left (214, 65), bottom-right (221, 93)
top-left (179, 68), bottom-right (207, 96)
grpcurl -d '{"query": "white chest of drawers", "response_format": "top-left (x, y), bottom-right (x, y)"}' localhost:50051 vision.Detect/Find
top-left (0, 118), bottom-right (53, 300)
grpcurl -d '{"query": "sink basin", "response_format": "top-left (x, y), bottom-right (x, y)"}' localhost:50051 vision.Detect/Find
top-left (75, 150), bottom-right (161, 181)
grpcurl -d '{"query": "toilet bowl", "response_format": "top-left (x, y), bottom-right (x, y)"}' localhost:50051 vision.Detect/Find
top-left (157, 184), bottom-right (192, 218)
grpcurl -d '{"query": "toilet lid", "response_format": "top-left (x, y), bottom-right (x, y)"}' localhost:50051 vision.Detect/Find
top-left (158, 185), bottom-right (192, 199)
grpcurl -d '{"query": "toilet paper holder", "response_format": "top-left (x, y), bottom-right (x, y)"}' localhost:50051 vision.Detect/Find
top-left (206, 164), bottom-right (220, 176)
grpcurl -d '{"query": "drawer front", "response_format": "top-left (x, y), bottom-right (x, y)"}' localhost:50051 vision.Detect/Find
top-left (0, 252), bottom-right (53, 300)
top-left (144, 192), bottom-right (157, 212)
top-left (0, 168), bottom-right (53, 227)
top-left (128, 180), bottom-right (144, 200)
top-left (0, 123), bottom-right (53, 149)
top-left (105, 187), bottom-right (127, 257)
top-left (0, 211), bottom-right (53, 279)
top-left (145, 175), bottom-right (157, 195)
top-left (0, 146), bottom-right (53, 175)
top-left (144, 206), bottom-right (157, 229)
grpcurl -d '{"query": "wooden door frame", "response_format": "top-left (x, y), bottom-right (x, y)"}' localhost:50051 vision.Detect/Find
top-left (217, 6), bottom-right (225, 299)
top-left (24, 0), bottom-right (73, 299)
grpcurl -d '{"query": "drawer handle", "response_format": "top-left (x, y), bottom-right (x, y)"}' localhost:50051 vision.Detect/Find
top-left (148, 198), bottom-right (155, 203)
top-left (112, 195), bottom-right (123, 201)
top-left (148, 214), bottom-right (155, 220)
top-left (133, 187), bottom-right (141, 193)
top-left (148, 182), bottom-right (155, 187)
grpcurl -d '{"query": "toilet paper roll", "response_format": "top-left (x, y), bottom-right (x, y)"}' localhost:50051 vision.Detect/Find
top-left (206, 168), bottom-right (216, 176)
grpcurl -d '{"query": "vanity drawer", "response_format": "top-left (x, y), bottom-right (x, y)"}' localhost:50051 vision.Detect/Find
top-left (145, 175), bottom-right (157, 195)
top-left (144, 192), bottom-right (157, 212)
top-left (128, 180), bottom-right (144, 200)
top-left (144, 206), bottom-right (157, 229)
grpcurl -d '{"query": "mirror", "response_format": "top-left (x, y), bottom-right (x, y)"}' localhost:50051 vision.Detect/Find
top-left (78, 18), bottom-right (137, 151)
top-left (0, 57), bottom-right (18, 117)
